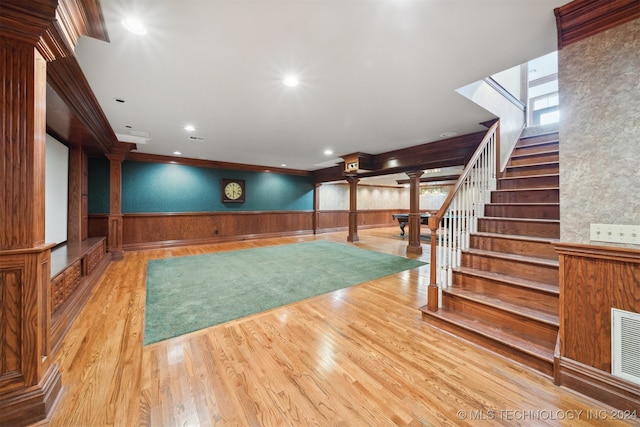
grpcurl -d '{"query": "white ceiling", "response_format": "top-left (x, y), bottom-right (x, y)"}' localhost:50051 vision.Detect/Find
top-left (74, 0), bottom-right (566, 173)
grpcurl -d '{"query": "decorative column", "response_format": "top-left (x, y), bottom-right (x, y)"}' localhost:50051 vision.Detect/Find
top-left (67, 146), bottom-right (88, 242)
top-left (405, 170), bottom-right (424, 254)
top-left (313, 183), bottom-right (322, 235)
top-left (106, 151), bottom-right (128, 260)
top-left (0, 36), bottom-right (62, 426)
top-left (346, 176), bottom-right (360, 243)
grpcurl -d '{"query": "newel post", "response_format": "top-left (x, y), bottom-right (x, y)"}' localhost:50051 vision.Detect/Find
top-left (427, 215), bottom-right (440, 311)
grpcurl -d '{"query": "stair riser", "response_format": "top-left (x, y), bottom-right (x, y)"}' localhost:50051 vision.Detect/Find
top-left (421, 311), bottom-right (554, 377)
top-left (505, 163), bottom-right (559, 177)
top-left (513, 142), bottom-right (559, 156)
top-left (517, 134), bottom-right (559, 147)
top-left (453, 271), bottom-right (559, 314)
top-left (470, 234), bottom-right (558, 260)
top-left (441, 293), bottom-right (559, 343)
top-left (462, 252), bottom-right (559, 284)
top-left (485, 204), bottom-right (560, 220)
top-left (491, 189), bottom-right (559, 204)
top-left (509, 151), bottom-right (559, 167)
top-left (477, 218), bottom-right (559, 238)
top-left (498, 175), bottom-right (559, 190)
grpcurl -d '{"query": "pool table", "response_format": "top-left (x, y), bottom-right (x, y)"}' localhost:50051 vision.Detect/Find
top-left (392, 213), bottom-right (431, 236)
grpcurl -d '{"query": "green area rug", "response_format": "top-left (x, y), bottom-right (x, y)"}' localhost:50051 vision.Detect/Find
top-left (144, 240), bottom-right (426, 344)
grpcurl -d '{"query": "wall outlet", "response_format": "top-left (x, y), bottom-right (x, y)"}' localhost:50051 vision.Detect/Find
top-left (590, 224), bottom-right (640, 245)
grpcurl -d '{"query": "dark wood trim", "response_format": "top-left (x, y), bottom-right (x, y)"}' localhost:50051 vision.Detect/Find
top-left (312, 131), bottom-right (485, 184)
top-left (47, 57), bottom-right (119, 154)
top-left (127, 152), bottom-right (311, 177)
top-left (554, 0), bottom-right (640, 49)
top-left (555, 242), bottom-right (640, 263)
top-left (557, 357), bottom-right (640, 412)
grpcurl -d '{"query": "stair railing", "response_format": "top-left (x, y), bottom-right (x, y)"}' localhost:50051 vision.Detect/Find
top-left (426, 121), bottom-right (500, 310)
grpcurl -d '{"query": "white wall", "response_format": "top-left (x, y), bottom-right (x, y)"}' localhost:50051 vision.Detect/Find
top-left (318, 182), bottom-right (450, 212)
top-left (45, 134), bottom-right (69, 245)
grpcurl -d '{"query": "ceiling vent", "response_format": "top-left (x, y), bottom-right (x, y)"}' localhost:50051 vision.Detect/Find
top-left (188, 135), bottom-right (205, 142)
top-left (612, 308), bottom-right (640, 386)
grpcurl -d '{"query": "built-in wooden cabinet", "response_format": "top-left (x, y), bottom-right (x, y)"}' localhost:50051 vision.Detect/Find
top-left (50, 237), bottom-right (109, 352)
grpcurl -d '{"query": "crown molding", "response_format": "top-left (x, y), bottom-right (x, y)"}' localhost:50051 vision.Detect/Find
top-left (555, 0), bottom-right (640, 49)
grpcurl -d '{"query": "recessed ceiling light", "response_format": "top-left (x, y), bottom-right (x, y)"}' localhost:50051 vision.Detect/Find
top-left (440, 131), bottom-right (458, 138)
top-left (184, 125), bottom-right (196, 132)
top-left (122, 17), bottom-right (147, 35)
top-left (283, 74), bottom-right (299, 87)
top-left (281, 164), bottom-right (287, 167)
top-left (173, 151), bottom-right (182, 155)
top-left (324, 149), bottom-right (333, 156)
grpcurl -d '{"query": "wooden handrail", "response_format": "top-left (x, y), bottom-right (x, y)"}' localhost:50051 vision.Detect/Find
top-left (427, 121), bottom-right (500, 310)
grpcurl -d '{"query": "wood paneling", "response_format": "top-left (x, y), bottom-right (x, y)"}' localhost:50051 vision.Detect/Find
top-left (89, 210), bottom-right (401, 250)
top-left (555, 0), bottom-right (640, 49)
top-left (556, 243), bottom-right (640, 370)
top-left (0, 39), bottom-right (47, 250)
top-left (556, 243), bottom-right (640, 412)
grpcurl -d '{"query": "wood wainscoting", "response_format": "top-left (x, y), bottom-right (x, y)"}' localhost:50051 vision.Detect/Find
top-left (90, 211), bottom-right (314, 250)
top-left (555, 243), bottom-right (640, 412)
top-left (89, 210), bottom-right (403, 250)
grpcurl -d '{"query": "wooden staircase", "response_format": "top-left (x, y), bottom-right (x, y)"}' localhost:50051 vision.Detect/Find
top-left (421, 129), bottom-right (560, 377)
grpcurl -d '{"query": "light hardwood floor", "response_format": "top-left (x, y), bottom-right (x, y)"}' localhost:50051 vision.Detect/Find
top-left (41, 228), bottom-right (638, 426)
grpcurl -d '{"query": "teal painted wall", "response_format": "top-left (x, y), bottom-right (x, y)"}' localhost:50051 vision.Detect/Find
top-left (88, 158), bottom-right (314, 214)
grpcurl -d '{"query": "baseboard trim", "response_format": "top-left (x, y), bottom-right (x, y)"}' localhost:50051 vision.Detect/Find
top-left (557, 357), bottom-right (640, 412)
top-left (0, 364), bottom-right (62, 427)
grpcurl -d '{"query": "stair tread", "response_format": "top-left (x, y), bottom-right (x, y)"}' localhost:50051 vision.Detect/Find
top-left (463, 248), bottom-right (560, 267)
top-left (443, 287), bottom-right (559, 326)
top-left (456, 267), bottom-right (559, 294)
top-left (424, 307), bottom-right (556, 361)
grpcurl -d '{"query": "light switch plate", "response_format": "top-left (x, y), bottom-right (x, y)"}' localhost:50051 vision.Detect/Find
top-left (590, 224), bottom-right (640, 245)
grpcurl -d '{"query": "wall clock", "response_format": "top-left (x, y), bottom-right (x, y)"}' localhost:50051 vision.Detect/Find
top-left (221, 179), bottom-right (245, 202)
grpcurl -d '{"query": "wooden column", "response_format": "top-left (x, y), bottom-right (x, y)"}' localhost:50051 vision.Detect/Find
top-left (106, 152), bottom-right (128, 260)
top-left (67, 146), bottom-right (88, 242)
top-left (346, 176), bottom-right (360, 243)
top-left (0, 37), bottom-right (62, 426)
top-left (405, 170), bottom-right (424, 254)
top-left (313, 183), bottom-right (322, 235)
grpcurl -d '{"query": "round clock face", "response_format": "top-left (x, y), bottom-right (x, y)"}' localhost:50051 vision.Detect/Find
top-left (224, 182), bottom-right (243, 200)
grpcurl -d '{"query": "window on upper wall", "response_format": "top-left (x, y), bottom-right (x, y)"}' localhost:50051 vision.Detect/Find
top-left (527, 51), bottom-right (559, 126)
